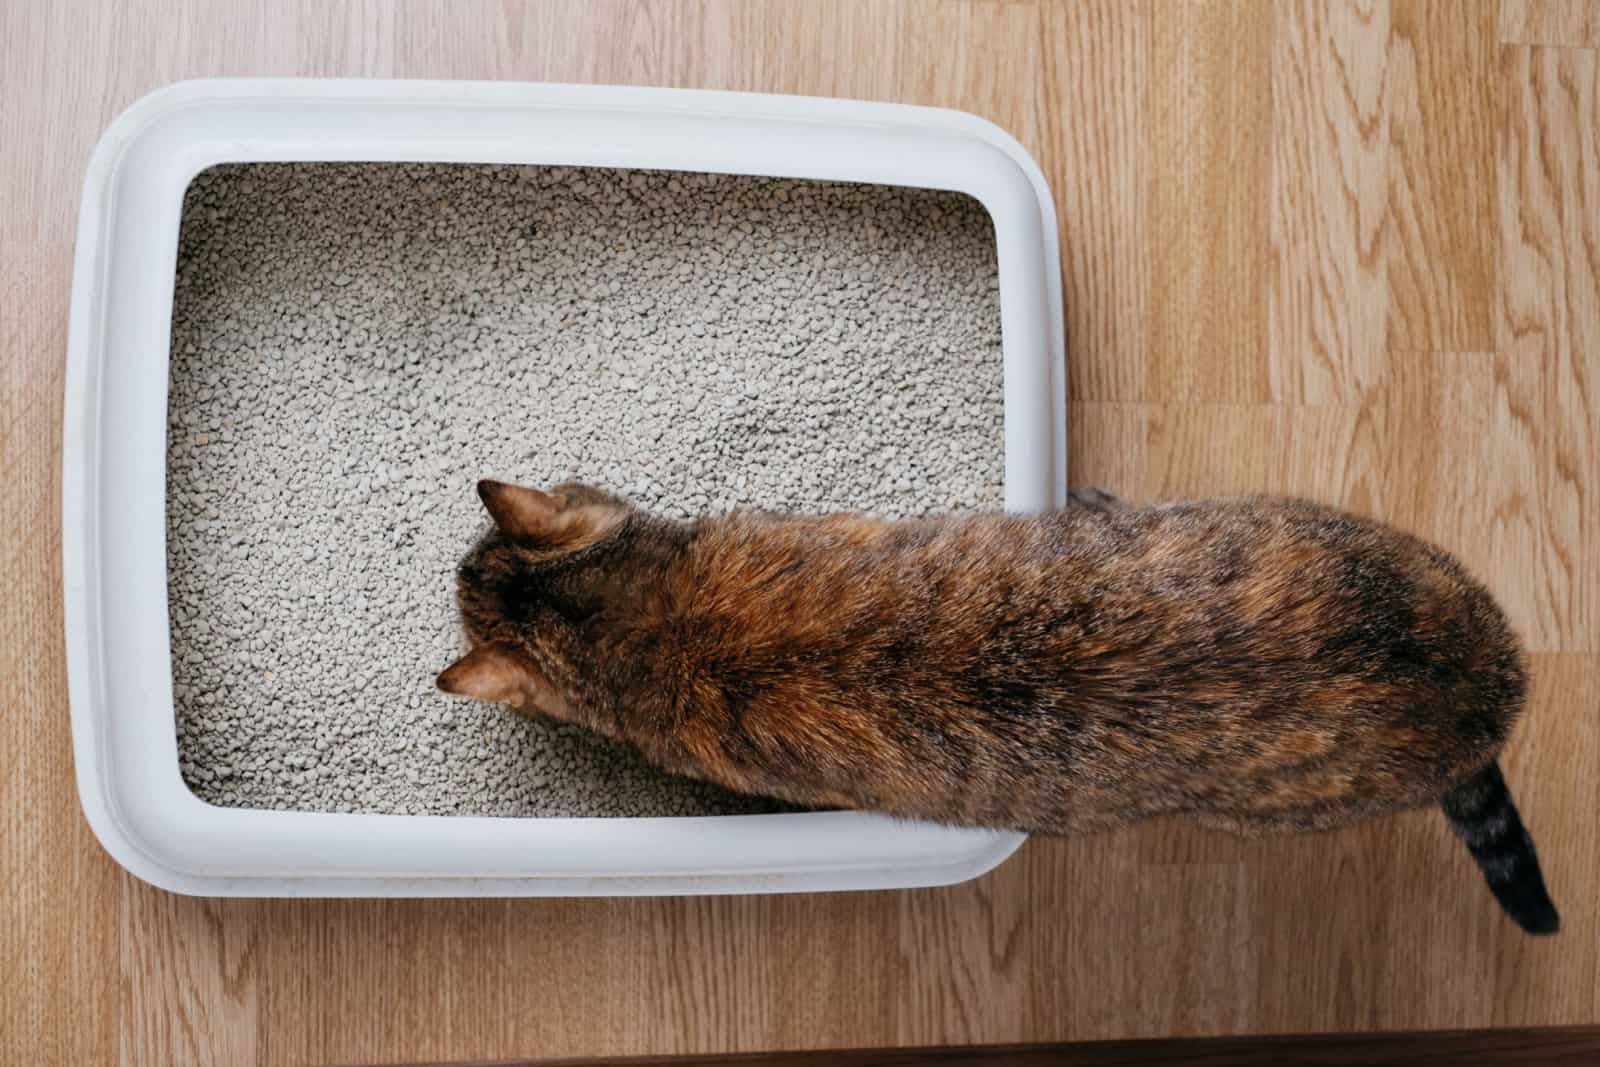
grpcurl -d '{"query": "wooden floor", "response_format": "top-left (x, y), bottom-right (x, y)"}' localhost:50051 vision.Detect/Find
top-left (3, 1), bottom-right (1597, 1064)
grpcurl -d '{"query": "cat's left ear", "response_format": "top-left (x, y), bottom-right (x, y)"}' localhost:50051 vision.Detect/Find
top-left (478, 480), bottom-right (561, 541)
top-left (436, 640), bottom-right (548, 708)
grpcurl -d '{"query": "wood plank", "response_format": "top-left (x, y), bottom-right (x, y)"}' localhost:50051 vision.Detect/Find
top-left (1500, 1), bottom-right (1600, 48)
top-left (0, 239), bottom-right (119, 1067)
top-left (1266, 0), bottom-right (1393, 404)
top-left (1065, 401), bottom-right (1150, 501)
top-left (1365, 352), bottom-right (1508, 601)
top-left (1038, 1), bottom-right (1149, 403)
top-left (121, 892), bottom-right (261, 1066)
top-left (1385, 0), bottom-right (1499, 352)
top-left (1145, 401), bottom-right (1370, 502)
top-left (888, 869), bottom-right (1031, 1048)
top-left (1491, 654), bottom-right (1600, 1025)
top-left (1495, 46), bottom-right (1599, 652)
top-left (1143, 0), bottom-right (1272, 404)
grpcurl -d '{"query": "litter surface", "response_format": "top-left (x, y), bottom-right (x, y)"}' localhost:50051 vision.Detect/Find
top-left (167, 162), bottom-right (1003, 817)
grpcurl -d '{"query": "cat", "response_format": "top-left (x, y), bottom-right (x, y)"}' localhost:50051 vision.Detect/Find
top-left (437, 479), bottom-right (1559, 934)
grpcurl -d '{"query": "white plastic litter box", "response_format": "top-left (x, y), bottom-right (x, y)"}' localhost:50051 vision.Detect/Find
top-left (63, 78), bottom-right (1067, 897)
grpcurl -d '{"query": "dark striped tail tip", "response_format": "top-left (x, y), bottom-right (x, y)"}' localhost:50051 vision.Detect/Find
top-left (1441, 761), bottom-right (1560, 936)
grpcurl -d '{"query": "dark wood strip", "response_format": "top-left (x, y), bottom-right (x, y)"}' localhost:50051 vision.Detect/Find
top-left (370, 1025), bottom-right (1600, 1067)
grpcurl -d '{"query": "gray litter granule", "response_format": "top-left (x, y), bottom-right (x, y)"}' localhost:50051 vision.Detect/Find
top-left (167, 162), bottom-right (1003, 817)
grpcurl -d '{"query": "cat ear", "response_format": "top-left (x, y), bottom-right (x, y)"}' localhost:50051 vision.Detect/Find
top-left (435, 640), bottom-right (544, 707)
top-left (477, 479), bottom-right (561, 542)
top-left (477, 478), bottom-right (624, 553)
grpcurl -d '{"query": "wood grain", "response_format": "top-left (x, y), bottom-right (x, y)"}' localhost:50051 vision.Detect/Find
top-left (3, 2), bottom-right (1599, 1064)
top-left (1501, 1), bottom-right (1600, 47)
top-left (1267, 0), bottom-right (1393, 404)
top-left (0, 240), bottom-right (119, 1067)
top-left (1386, 0), bottom-right (1499, 353)
top-left (1143, 0), bottom-right (1272, 404)
top-left (1491, 655), bottom-right (1600, 1025)
top-left (1496, 46), bottom-right (1599, 652)
top-left (1038, 1), bottom-right (1148, 403)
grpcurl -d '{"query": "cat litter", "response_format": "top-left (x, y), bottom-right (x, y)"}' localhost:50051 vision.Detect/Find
top-left (166, 162), bottom-right (1004, 818)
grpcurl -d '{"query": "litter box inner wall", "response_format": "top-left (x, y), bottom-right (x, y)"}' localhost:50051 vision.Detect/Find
top-left (166, 162), bottom-right (1004, 818)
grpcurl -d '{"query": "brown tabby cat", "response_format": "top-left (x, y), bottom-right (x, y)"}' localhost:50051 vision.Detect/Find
top-left (438, 479), bottom-right (1559, 934)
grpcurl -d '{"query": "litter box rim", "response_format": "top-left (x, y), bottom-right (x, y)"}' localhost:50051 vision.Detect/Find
top-left (63, 77), bottom-right (1065, 897)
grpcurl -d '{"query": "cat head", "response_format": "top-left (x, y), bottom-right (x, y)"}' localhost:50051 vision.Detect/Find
top-left (434, 479), bottom-right (650, 723)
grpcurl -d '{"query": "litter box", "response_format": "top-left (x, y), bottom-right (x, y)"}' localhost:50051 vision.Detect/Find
top-left (63, 78), bottom-right (1067, 896)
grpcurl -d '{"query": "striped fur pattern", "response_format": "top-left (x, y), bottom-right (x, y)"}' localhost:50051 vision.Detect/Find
top-left (438, 480), bottom-right (1559, 934)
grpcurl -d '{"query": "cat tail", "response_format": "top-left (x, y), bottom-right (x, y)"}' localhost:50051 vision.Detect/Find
top-left (1440, 760), bottom-right (1559, 935)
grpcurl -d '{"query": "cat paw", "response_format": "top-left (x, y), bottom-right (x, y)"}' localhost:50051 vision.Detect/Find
top-left (1068, 486), bottom-right (1122, 511)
